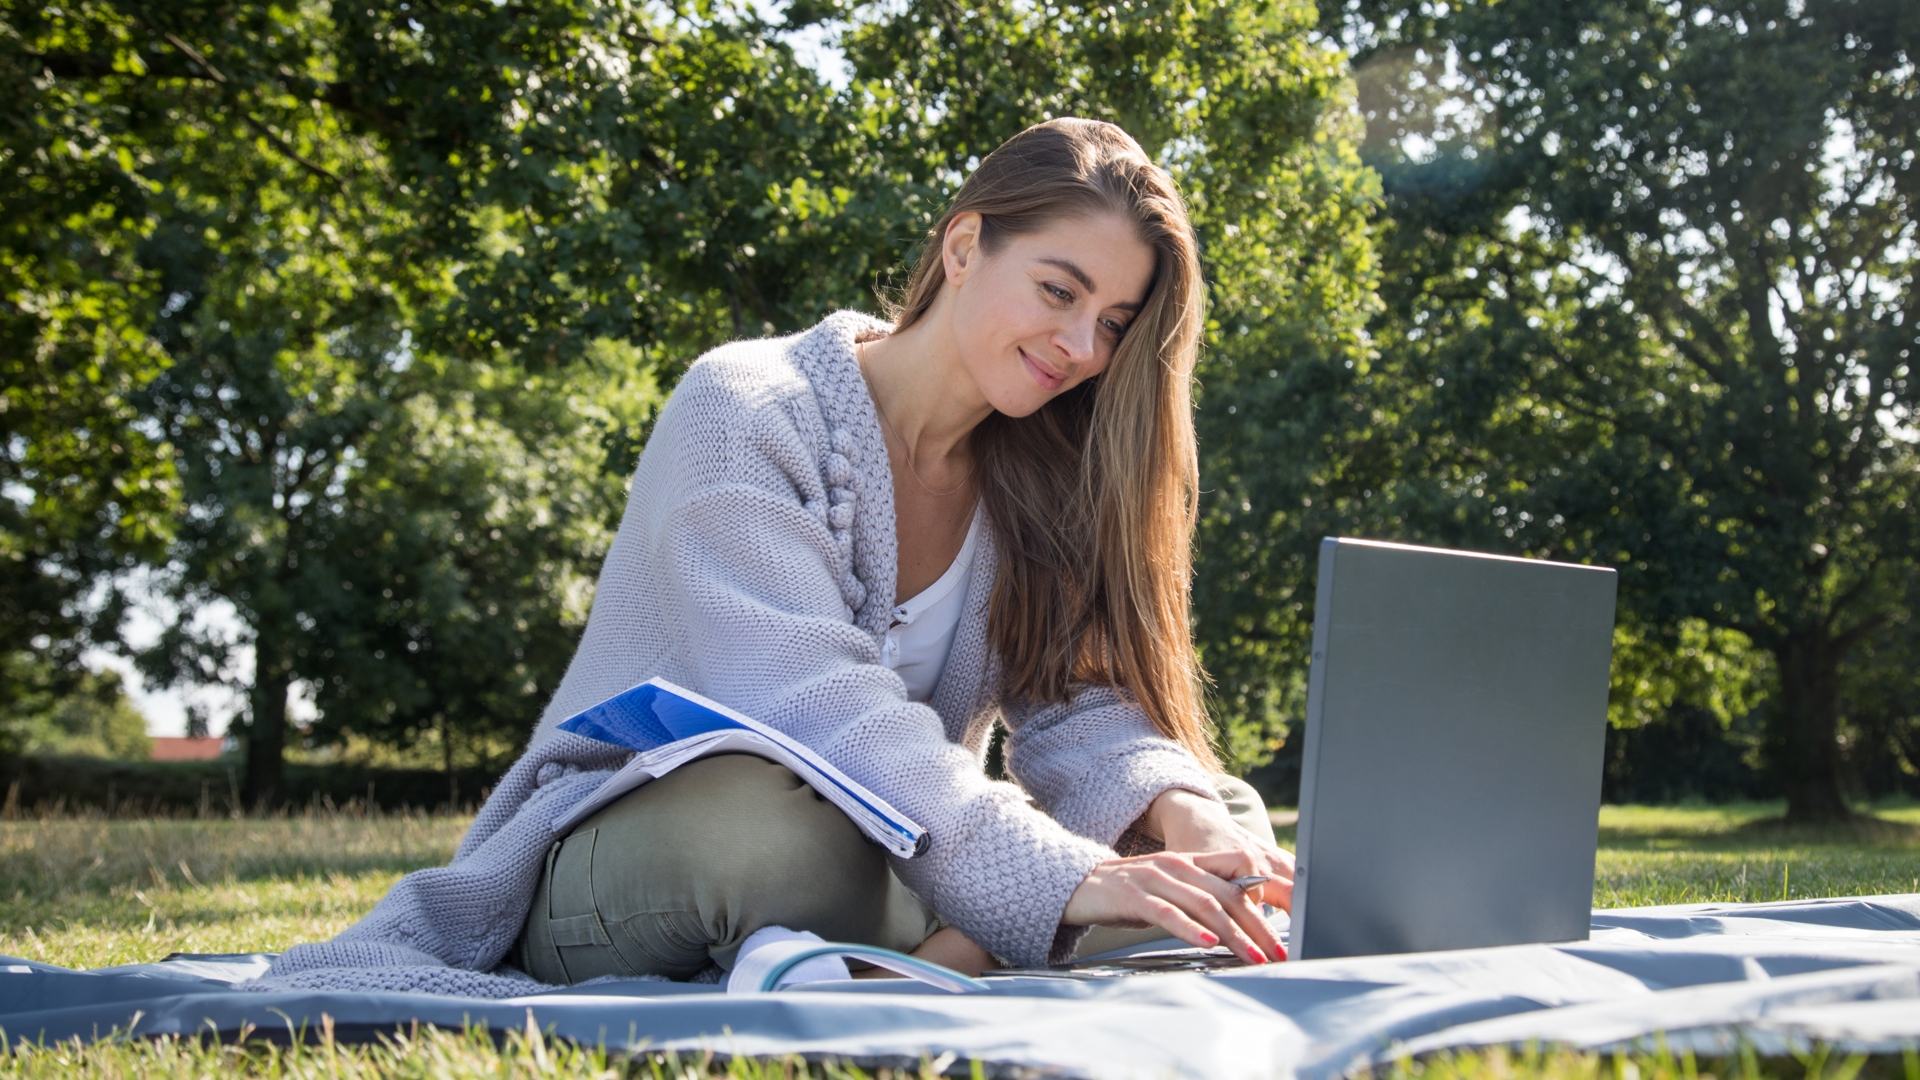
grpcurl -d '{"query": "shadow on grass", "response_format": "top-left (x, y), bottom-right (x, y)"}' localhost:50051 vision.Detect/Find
top-left (1596, 803), bottom-right (1920, 852)
top-left (1731, 813), bottom-right (1920, 846)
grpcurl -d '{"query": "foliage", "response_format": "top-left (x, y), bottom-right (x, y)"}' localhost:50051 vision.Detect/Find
top-left (1609, 620), bottom-right (1769, 732)
top-left (1602, 702), bottom-right (1770, 804)
top-left (1840, 569), bottom-right (1920, 798)
top-left (0, 0), bottom-right (179, 729)
top-left (2, 0), bottom-right (1376, 790)
top-left (2, 0), bottom-right (684, 802)
top-left (1601, 621), bottom-right (1772, 802)
top-left (1, 662), bottom-right (155, 762)
top-left (15, 0), bottom-right (1912, 809)
top-left (5, 669), bottom-right (153, 761)
top-left (1299, 0), bottom-right (1920, 820)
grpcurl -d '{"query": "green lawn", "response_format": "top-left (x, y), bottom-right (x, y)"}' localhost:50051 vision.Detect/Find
top-left (1590, 803), bottom-right (1920, 907)
top-left (2, 804), bottom-right (1917, 1078)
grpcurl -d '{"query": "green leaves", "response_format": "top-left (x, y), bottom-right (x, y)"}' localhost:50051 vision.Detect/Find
top-left (4, 0), bottom-right (1379, 790)
top-left (1319, 0), bottom-right (1919, 818)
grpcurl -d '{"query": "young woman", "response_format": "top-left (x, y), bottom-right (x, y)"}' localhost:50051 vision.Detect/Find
top-left (262, 118), bottom-right (1295, 995)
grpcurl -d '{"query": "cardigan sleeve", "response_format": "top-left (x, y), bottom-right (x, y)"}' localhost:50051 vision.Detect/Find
top-left (1001, 687), bottom-right (1222, 848)
top-left (644, 380), bottom-right (1111, 968)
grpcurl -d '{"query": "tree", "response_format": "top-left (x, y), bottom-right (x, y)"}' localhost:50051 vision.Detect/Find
top-left (1, 0), bottom-right (178, 736)
top-left (1316, 0), bottom-right (1919, 821)
top-left (9, 0), bottom-right (1383, 795)
top-left (4, 0), bottom-right (650, 803)
top-left (291, 343), bottom-right (661, 793)
top-left (1837, 570), bottom-right (1920, 798)
top-left (9, 669), bottom-right (153, 760)
top-left (4, 0), bottom-right (947, 803)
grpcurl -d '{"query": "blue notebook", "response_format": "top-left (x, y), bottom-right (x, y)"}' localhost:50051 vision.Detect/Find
top-left (554, 678), bottom-right (930, 859)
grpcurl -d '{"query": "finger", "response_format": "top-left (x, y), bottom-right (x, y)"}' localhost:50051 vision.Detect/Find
top-left (1151, 868), bottom-right (1274, 965)
top-left (1218, 882), bottom-right (1284, 963)
top-left (1257, 873), bottom-right (1295, 913)
top-left (1177, 853), bottom-right (1285, 960)
top-left (1137, 894), bottom-right (1222, 952)
top-left (1190, 863), bottom-right (1287, 962)
top-left (1252, 850), bottom-right (1297, 910)
top-left (1192, 849), bottom-right (1264, 879)
top-left (1147, 879), bottom-right (1260, 961)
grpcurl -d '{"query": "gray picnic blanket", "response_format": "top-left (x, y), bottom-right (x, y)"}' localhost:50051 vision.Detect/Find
top-left (3, 895), bottom-right (1918, 1079)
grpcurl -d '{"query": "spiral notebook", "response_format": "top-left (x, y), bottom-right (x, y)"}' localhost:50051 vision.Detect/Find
top-left (552, 678), bottom-right (930, 859)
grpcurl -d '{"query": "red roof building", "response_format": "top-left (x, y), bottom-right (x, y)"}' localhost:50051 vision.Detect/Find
top-left (150, 736), bottom-right (230, 762)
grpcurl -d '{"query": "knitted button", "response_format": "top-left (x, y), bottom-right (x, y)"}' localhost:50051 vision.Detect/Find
top-left (831, 428), bottom-right (854, 456)
top-left (841, 575), bottom-right (867, 610)
top-left (829, 503), bottom-right (854, 529)
top-left (825, 452), bottom-right (852, 486)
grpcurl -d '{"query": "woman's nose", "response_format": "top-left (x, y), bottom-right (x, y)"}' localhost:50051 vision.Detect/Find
top-left (1053, 314), bottom-right (1098, 365)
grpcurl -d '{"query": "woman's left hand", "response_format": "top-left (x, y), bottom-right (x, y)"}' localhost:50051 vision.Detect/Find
top-left (1145, 788), bottom-right (1297, 912)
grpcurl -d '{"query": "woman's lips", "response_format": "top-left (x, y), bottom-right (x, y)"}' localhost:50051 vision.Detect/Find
top-left (1020, 348), bottom-right (1066, 391)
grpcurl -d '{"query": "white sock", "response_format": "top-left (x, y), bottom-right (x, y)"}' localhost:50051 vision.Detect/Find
top-left (725, 926), bottom-right (851, 992)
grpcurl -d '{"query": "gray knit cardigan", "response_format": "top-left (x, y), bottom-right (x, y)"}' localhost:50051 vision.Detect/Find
top-left (254, 311), bottom-right (1218, 996)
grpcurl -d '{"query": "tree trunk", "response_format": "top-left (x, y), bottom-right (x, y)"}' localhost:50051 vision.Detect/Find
top-left (441, 712), bottom-right (458, 810)
top-left (243, 635), bottom-right (291, 812)
top-left (1771, 632), bottom-right (1855, 824)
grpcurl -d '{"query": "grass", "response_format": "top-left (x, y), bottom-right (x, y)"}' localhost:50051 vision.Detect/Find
top-left (1, 803), bottom-right (1917, 1078)
top-left (1266, 803), bottom-right (1920, 910)
top-left (0, 1016), bottom-right (1914, 1080)
top-left (1590, 803), bottom-right (1920, 908)
top-left (0, 809), bottom-right (467, 969)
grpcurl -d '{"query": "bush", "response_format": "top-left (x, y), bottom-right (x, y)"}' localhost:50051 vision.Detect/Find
top-left (0, 753), bottom-right (502, 816)
top-left (2, 670), bottom-right (151, 760)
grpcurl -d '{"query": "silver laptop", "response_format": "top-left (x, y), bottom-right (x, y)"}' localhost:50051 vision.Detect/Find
top-left (1289, 537), bottom-right (1616, 960)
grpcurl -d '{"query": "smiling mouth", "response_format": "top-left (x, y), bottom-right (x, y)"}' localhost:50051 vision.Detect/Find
top-left (1020, 348), bottom-right (1066, 391)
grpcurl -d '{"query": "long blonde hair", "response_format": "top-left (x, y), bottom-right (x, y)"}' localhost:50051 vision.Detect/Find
top-left (887, 118), bottom-right (1217, 771)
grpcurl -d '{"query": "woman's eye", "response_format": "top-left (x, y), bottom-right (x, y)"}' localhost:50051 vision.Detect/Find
top-left (1101, 318), bottom-right (1127, 337)
top-left (1045, 283), bottom-right (1074, 303)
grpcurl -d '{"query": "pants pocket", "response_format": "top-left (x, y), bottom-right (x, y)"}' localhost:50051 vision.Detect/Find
top-left (544, 827), bottom-right (638, 983)
top-left (617, 909), bottom-right (714, 980)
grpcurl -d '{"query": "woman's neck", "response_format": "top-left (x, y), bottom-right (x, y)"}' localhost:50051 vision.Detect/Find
top-left (857, 316), bottom-right (993, 482)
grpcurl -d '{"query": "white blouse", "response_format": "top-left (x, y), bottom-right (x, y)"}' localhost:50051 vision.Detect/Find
top-left (881, 504), bottom-right (983, 702)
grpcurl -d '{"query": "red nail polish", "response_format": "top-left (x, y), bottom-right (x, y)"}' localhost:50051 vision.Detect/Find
top-left (1248, 946), bottom-right (1267, 964)
top-left (1199, 931), bottom-right (1219, 946)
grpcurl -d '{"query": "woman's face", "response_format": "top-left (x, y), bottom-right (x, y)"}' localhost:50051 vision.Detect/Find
top-left (942, 211), bottom-right (1156, 419)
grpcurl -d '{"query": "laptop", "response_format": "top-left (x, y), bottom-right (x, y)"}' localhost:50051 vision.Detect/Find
top-left (1007, 537), bottom-right (1617, 976)
top-left (1288, 537), bottom-right (1617, 960)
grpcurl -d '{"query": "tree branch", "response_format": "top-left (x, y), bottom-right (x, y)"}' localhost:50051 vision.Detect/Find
top-left (1832, 610), bottom-right (1890, 652)
top-left (23, 49), bottom-right (215, 82)
top-left (160, 33), bottom-right (229, 83)
top-left (158, 34), bottom-right (348, 189)
top-left (240, 114), bottom-right (349, 188)
top-left (1824, 553), bottom-right (1887, 632)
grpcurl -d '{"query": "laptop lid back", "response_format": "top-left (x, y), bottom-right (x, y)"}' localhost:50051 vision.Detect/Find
top-left (1291, 538), bottom-right (1617, 960)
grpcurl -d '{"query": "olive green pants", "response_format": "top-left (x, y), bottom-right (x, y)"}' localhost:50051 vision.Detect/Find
top-left (511, 753), bottom-right (1274, 983)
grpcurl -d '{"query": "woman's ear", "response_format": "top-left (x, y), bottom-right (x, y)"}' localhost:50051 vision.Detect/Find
top-left (942, 212), bottom-right (985, 287)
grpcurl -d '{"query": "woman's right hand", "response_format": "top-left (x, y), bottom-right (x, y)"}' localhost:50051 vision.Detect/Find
top-left (1062, 850), bottom-right (1284, 964)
